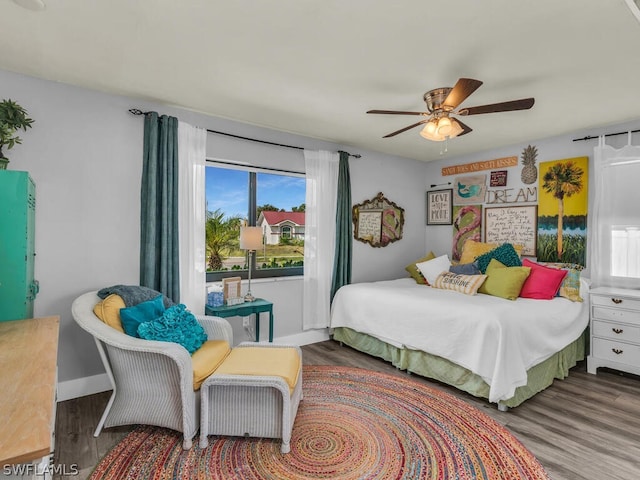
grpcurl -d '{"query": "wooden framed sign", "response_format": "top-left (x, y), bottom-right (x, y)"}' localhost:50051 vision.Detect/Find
top-left (484, 205), bottom-right (538, 256)
top-left (426, 189), bottom-right (453, 225)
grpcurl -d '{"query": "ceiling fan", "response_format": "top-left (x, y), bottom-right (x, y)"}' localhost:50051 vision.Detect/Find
top-left (367, 78), bottom-right (534, 142)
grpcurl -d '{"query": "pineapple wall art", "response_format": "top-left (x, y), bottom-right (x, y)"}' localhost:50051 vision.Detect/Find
top-left (537, 156), bottom-right (588, 266)
top-left (521, 145), bottom-right (538, 184)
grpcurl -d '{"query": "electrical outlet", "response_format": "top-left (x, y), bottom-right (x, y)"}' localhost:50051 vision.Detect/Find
top-left (243, 316), bottom-right (251, 328)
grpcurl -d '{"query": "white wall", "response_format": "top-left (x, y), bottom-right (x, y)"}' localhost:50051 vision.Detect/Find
top-left (423, 120), bottom-right (640, 280)
top-left (0, 69), bottom-right (427, 397)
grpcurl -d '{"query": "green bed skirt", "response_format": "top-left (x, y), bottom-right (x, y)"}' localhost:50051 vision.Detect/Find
top-left (332, 327), bottom-right (586, 408)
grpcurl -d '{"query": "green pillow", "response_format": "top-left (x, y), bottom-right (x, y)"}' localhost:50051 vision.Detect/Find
top-left (478, 259), bottom-right (531, 300)
top-left (119, 295), bottom-right (165, 337)
top-left (475, 243), bottom-right (522, 273)
top-left (405, 251), bottom-right (436, 284)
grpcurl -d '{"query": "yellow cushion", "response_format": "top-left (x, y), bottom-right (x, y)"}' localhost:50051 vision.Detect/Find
top-left (459, 239), bottom-right (523, 264)
top-left (405, 251), bottom-right (436, 284)
top-left (192, 340), bottom-right (232, 390)
top-left (93, 294), bottom-right (126, 333)
top-left (215, 347), bottom-right (301, 393)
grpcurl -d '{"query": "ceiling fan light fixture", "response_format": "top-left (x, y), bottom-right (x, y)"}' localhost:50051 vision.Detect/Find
top-left (420, 121), bottom-right (445, 142)
top-left (436, 116), bottom-right (452, 136)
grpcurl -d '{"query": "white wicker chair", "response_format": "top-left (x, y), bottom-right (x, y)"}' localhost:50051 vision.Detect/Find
top-left (71, 291), bottom-right (233, 449)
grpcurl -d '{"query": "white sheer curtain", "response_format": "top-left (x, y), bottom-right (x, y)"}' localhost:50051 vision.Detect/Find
top-left (303, 150), bottom-right (339, 329)
top-left (591, 133), bottom-right (640, 288)
top-left (178, 121), bottom-right (208, 313)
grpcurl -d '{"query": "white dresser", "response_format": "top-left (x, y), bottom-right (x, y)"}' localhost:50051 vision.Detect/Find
top-left (587, 287), bottom-right (640, 376)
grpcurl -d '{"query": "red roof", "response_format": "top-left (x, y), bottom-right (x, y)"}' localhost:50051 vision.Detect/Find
top-left (261, 211), bottom-right (305, 226)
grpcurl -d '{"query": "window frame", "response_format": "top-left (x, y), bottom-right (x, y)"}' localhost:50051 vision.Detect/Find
top-left (205, 161), bottom-right (304, 283)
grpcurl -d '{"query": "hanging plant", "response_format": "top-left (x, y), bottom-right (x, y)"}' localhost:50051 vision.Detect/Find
top-left (0, 99), bottom-right (35, 167)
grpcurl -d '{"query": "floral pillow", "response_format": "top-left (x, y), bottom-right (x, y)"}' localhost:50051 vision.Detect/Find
top-left (541, 262), bottom-right (584, 302)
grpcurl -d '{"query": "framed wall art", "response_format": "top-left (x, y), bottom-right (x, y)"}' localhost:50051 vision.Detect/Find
top-left (426, 189), bottom-right (453, 225)
top-left (352, 192), bottom-right (405, 247)
top-left (484, 205), bottom-right (538, 256)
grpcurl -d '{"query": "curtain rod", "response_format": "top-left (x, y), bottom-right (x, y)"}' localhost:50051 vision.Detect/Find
top-left (572, 128), bottom-right (640, 142)
top-left (128, 108), bottom-right (361, 158)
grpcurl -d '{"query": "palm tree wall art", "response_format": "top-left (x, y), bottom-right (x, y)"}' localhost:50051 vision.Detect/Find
top-left (537, 157), bottom-right (588, 265)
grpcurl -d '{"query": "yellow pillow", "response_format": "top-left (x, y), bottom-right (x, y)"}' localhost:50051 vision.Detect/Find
top-left (478, 259), bottom-right (531, 300)
top-left (459, 239), bottom-right (523, 264)
top-left (93, 294), bottom-right (126, 333)
top-left (405, 251), bottom-right (436, 284)
top-left (192, 340), bottom-right (232, 390)
top-left (215, 347), bottom-right (301, 393)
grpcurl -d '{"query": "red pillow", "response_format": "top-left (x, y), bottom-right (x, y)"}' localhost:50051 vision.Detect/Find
top-left (519, 259), bottom-right (568, 300)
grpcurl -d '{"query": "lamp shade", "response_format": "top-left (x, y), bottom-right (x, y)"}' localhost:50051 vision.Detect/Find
top-left (239, 226), bottom-right (263, 250)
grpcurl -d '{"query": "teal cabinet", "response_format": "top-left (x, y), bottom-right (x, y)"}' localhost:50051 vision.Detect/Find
top-left (0, 171), bottom-right (38, 321)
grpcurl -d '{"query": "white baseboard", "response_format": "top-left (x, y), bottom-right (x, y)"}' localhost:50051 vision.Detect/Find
top-left (273, 328), bottom-right (330, 346)
top-left (56, 330), bottom-right (329, 401)
top-left (57, 373), bottom-right (112, 402)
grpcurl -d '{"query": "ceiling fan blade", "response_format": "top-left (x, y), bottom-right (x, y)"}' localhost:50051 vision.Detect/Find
top-left (383, 119), bottom-right (429, 138)
top-left (452, 118), bottom-right (473, 136)
top-left (442, 78), bottom-right (483, 110)
top-left (367, 109), bottom-right (428, 116)
top-left (458, 97), bottom-right (535, 116)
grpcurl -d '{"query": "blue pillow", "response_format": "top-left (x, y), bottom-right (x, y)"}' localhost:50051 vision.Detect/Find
top-left (119, 295), bottom-right (165, 337)
top-left (137, 304), bottom-right (207, 354)
top-left (475, 243), bottom-right (522, 274)
top-left (449, 262), bottom-right (481, 275)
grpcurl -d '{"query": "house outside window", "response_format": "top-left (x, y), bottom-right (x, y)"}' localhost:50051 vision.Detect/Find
top-left (205, 163), bottom-right (305, 281)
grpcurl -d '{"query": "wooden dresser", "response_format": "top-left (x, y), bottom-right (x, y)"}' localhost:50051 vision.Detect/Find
top-left (587, 287), bottom-right (640, 376)
top-left (0, 316), bottom-right (59, 472)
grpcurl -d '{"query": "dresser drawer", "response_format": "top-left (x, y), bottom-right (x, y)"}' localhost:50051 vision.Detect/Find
top-left (592, 338), bottom-right (640, 365)
top-left (591, 294), bottom-right (640, 312)
top-left (592, 320), bottom-right (640, 343)
top-left (592, 306), bottom-right (640, 326)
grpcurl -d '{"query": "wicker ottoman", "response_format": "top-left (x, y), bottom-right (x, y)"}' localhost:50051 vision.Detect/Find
top-left (199, 342), bottom-right (303, 454)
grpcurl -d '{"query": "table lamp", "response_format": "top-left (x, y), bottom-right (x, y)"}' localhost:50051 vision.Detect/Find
top-left (239, 226), bottom-right (263, 302)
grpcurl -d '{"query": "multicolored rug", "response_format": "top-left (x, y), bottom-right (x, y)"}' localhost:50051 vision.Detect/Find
top-left (91, 365), bottom-right (549, 479)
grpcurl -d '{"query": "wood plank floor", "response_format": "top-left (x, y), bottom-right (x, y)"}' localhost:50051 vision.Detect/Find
top-left (53, 340), bottom-right (640, 480)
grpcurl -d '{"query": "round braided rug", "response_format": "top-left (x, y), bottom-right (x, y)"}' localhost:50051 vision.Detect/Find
top-left (91, 365), bottom-right (550, 480)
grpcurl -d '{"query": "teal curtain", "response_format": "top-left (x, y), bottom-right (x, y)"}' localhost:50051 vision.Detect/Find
top-left (140, 112), bottom-right (180, 301)
top-left (331, 151), bottom-right (352, 301)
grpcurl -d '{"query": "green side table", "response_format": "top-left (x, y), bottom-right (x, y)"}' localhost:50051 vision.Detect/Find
top-left (205, 298), bottom-right (274, 342)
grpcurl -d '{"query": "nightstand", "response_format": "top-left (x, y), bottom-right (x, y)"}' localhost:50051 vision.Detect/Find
top-left (587, 287), bottom-right (640, 376)
top-left (205, 298), bottom-right (274, 342)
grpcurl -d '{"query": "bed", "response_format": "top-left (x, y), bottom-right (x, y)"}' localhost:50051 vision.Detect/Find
top-left (330, 276), bottom-right (589, 409)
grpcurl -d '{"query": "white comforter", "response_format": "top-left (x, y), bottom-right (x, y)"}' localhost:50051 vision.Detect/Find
top-left (330, 277), bottom-right (589, 403)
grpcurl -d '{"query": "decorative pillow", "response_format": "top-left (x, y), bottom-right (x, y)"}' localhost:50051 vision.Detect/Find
top-left (478, 259), bottom-right (531, 300)
top-left (137, 303), bottom-right (208, 354)
top-left (432, 272), bottom-right (487, 295)
top-left (459, 239), bottom-right (523, 264)
top-left (119, 295), bottom-right (165, 337)
top-left (405, 251), bottom-right (436, 284)
top-left (541, 262), bottom-right (584, 302)
top-left (416, 254), bottom-right (452, 286)
top-left (449, 262), bottom-right (481, 275)
top-left (475, 243), bottom-right (523, 274)
top-left (519, 259), bottom-right (568, 300)
top-left (93, 294), bottom-right (126, 333)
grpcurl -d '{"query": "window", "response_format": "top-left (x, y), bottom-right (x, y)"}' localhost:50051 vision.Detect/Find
top-left (611, 226), bottom-right (640, 278)
top-left (205, 163), bottom-right (305, 282)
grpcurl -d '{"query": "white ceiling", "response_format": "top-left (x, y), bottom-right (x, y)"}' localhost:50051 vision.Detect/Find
top-left (2, 0), bottom-right (640, 162)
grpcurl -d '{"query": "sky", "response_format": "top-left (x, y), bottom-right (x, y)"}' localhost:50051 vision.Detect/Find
top-left (205, 166), bottom-right (306, 219)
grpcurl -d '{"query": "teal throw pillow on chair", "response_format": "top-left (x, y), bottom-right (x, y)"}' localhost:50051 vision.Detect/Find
top-left (119, 295), bottom-right (165, 337)
top-left (138, 304), bottom-right (208, 354)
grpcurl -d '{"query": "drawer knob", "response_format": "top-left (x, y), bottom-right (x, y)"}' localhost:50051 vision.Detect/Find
top-left (612, 348), bottom-right (624, 355)
top-left (611, 298), bottom-right (623, 304)
top-left (612, 328), bottom-right (624, 334)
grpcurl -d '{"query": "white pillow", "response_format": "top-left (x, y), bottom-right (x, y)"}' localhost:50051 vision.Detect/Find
top-left (416, 254), bottom-right (451, 285)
